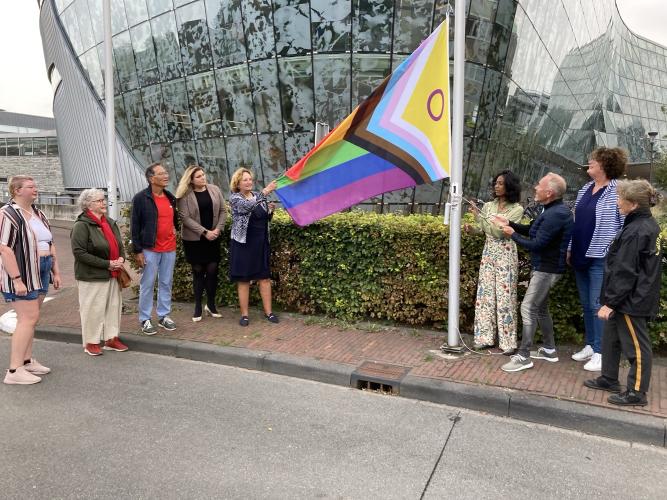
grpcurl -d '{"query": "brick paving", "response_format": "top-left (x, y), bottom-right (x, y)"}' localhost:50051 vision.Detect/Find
top-left (3, 226), bottom-right (666, 419)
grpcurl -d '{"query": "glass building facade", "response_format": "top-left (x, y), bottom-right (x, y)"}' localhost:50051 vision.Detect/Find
top-left (47, 0), bottom-right (667, 206)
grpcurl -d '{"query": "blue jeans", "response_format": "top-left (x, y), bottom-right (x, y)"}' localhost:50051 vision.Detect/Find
top-left (574, 258), bottom-right (605, 353)
top-left (138, 250), bottom-right (176, 322)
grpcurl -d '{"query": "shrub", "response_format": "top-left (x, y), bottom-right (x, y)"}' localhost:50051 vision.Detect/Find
top-left (124, 208), bottom-right (666, 349)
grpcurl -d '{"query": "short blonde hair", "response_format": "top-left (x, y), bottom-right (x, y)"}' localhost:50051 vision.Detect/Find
top-left (175, 165), bottom-right (204, 199)
top-left (77, 188), bottom-right (106, 212)
top-left (616, 179), bottom-right (659, 209)
top-left (230, 168), bottom-right (253, 193)
top-left (8, 175), bottom-right (34, 198)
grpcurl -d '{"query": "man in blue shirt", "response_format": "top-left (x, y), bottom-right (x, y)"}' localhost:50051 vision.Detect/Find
top-left (495, 173), bottom-right (574, 372)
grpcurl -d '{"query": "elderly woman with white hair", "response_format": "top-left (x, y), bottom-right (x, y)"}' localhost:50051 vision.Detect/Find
top-left (70, 188), bottom-right (128, 356)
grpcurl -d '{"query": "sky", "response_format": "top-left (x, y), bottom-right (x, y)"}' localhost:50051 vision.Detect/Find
top-left (0, 0), bottom-right (665, 119)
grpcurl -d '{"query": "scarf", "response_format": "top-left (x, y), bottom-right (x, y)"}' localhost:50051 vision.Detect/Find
top-left (86, 210), bottom-right (120, 278)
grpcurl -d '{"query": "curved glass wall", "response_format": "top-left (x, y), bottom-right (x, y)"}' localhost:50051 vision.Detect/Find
top-left (52, 0), bottom-right (667, 207)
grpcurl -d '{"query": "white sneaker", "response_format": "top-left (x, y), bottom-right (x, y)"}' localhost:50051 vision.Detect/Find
top-left (572, 344), bottom-right (593, 362)
top-left (583, 352), bottom-right (602, 371)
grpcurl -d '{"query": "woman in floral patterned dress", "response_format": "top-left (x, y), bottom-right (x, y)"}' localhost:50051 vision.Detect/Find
top-left (468, 170), bottom-right (523, 353)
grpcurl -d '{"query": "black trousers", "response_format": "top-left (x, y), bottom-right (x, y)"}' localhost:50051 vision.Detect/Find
top-left (600, 314), bottom-right (652, 393)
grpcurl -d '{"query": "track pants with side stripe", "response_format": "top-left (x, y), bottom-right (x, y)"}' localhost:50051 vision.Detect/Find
top-left (600, 314), bottom-right (652, 393)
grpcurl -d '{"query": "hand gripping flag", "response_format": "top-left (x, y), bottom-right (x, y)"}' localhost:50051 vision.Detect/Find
top-left (275, 18), bottom-right (451, 227)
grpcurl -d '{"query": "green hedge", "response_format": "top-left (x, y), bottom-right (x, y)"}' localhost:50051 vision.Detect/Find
top-left (126, 209), bottom-right (667, 349)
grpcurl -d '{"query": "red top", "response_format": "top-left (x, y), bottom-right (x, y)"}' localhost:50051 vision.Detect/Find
top-left (151, 193), bottom-right (176, 252)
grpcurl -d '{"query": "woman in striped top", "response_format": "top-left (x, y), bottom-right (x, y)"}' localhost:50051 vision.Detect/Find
top-left (568, 148), bottom-right (626, 372)
top-left (0, 175), bottom-right (62, 385)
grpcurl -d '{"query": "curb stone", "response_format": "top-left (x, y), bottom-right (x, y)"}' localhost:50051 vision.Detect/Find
top-left (34, 326), bottom-right (667, 448)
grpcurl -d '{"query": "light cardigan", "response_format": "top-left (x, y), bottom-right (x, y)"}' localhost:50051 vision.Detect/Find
top-left (230, 191), bottom-right (271, 244)
top-left (477, 199), bottom-right (524, 239)
top-left (177, 184), bottom-right (227, 241)
top-left (568, 178), bottom-right (624, 258)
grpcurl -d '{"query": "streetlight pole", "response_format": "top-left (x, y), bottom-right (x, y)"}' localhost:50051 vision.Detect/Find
top-left (648, 131), bottom-right (658, 185)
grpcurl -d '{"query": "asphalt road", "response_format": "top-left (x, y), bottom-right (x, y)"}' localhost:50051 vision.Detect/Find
top-left (1, 337), bottom-right (665, 500)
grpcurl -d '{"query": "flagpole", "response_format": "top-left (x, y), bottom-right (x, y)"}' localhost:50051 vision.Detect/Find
top-left (103, 0), bottom-right (118, 219)
top-left (445, 0), bottom-right (465, 349)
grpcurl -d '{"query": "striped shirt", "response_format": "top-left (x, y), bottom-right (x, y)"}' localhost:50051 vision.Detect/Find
top-left (0, 201), bottom-right (51, 293)
top-left (568, 179), bottom-right (624, 258)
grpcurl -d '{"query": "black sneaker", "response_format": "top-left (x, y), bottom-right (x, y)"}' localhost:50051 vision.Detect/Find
top-left (239, 316), bottom-right (249, 327)
top-left (265, 313), bottom-right (279, 324)
top-left (141, 319), bottom-right (157, 335)
top-left (584, 377), bottom-right (621, 393)
top-left (608, 390), bottom-right (648, 406)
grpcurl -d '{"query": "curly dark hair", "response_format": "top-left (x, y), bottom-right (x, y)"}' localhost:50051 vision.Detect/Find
top-left (491, 170), bottom-right (521, 204)
top-left (590, 147), bottom-right (627, 179)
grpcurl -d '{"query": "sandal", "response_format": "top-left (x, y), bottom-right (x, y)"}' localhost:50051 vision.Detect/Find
top-left (239, 316), bottom-right (249, 327)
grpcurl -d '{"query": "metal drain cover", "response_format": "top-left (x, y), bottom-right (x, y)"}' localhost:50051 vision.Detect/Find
top-left (351, 361), bottom-right (411, 394)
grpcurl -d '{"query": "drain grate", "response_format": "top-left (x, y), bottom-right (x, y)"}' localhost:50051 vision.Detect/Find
top-left (351, 361), bottom-right (410, 395)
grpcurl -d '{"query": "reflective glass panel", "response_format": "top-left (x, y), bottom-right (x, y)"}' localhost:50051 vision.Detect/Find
top-left (205, 0), bottom-right (246, 67)
top-left (353, 0), bottom-right (393, 52)
top-left (6, 138), bottom-right (19, 156)
top-left (18, 139), bottom-right (32, 156)
top-left (176, 1), bottom-right (213, 74)
top-left (196, 138), bottom-right (229, 191)
top-left (79, 48), bottom-right (104, 98)
top-left (171, 140), bottom-right (198, 179)
top-left (88, 0), bottom-right (104, 44)
top-left (393, 0), bottom-right (433, 54)
top-left (113, 95), bottom-right (131, 141)
top-left (278, 57), bottom-right (314, 132)
top-left (284, 132), bottom-right (313, 165)
top-left (151, 143), bottom-right (173, 174)
top-left (112, 31), bottom-right (139, 92)
top-left (152, 12), bottom-right (184, 80)
top-left (351, 53), bottom-right (390, 104)
top-left (33, 138), bottom-right (47, 157)
top-left (125, 0), bottom-right (149, 27)
top-left (310, 0), bottom-right (351, 52)
top-left (146, 0), bottom-right (172, 18)
top-left (141, 85), bottom-right (168, 142)
top-left (123, 90), bottom-right (148, 146)
top-left (186, 71), bottom-right (223, 138)
top-left (0, 139), bottom-right (5, 156)
top-left (61, 6), bottom-right (83, 55)
top-left (313, 54), bottom-right (351, 127)
top-left (215, 66), bottom-right (256, 135)
top-left (258, 133), bottom-right (286, 176)
top-left (225, 135), bottom-right (261, 171)
top-left (243, 0), bottom-right (276, 61)
top-left (131, 22), bottom-right (160, 86)
top-left (249, 58), bottom-right (282, 133)
top-left (111, 0), bottom-right (128, 35)
top-left (75, 0), bottom-right (96, 52)
top-left (161, 79), bottom-right (194, 140)
top-left (273, 0), bottom-right (311, 56)
top-left (47, 138), bottom-right (59, 157)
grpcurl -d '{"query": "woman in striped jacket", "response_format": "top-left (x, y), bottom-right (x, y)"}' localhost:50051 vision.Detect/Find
top-left (0, 175), bottom-right (62, 385)
top-left (568, 148), bottom-right (626, 372)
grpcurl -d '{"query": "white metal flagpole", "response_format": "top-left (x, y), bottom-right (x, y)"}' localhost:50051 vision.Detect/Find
top-left (445, 0), bottom-right (466, 349)
top-left (103, 0), bottom-right (118, 219)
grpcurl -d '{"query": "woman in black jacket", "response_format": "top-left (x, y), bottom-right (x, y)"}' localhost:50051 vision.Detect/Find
top-left (584, 179), bottom-right (661, 406)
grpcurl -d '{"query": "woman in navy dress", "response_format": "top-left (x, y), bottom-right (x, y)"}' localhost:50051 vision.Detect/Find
top-left (229, 168), bottom-right (278, 326)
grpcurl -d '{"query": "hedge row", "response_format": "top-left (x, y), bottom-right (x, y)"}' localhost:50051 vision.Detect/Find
top-left (127, 209), bottom-right (667, 349)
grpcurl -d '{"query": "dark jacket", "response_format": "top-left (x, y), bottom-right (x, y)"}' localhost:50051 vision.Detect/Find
top-left (130, 186), bottom-right (178, 253)
top-left (601, 208), bottom-right (662, 318)
top-left (71, 212), bottom-right (125, 281)
top-left (510, 199), bottom-right (574, 274)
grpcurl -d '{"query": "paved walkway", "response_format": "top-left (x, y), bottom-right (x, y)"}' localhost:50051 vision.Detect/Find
top-left (3, 225), bottom-right (666, 423)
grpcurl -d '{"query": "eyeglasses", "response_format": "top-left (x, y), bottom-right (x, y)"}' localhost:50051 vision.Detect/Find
top-left (93, 198), bottom-right (106, 203)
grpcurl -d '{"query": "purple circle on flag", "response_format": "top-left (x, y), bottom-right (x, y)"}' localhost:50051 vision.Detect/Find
top-left (427, 89), bottom-right (445, 121)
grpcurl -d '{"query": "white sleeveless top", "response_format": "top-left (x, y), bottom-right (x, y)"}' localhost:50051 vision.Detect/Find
top-left (29, 216), bottom-right (52, 252)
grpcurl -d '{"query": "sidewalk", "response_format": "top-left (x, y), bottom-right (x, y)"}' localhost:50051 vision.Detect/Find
top-left (2, 225), bottom-right (666, 446)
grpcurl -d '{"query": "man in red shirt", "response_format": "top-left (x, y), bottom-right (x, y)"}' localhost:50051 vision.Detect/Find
top-left (130, 163), bottom-right (179, 334)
